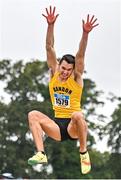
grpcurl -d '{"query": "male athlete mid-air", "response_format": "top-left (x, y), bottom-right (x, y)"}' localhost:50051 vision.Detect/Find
top-left (28, 6), bottom-right (99, 174)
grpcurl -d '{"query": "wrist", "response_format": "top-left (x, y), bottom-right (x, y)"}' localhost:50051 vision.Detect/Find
top-left (48, 22), bottom-right (55, 26)
top-left (83, 31), bottom-right (89, 37)
top-left (48, 23), bottom-right (54, 29)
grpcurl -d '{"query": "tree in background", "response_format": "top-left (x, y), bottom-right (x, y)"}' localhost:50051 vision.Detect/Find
top-left (105, 97), bottom-right (121, 179)
top-left (0, 59), bottom-right (119, 179)
top-left (0, 59), bottom-right (50, 178)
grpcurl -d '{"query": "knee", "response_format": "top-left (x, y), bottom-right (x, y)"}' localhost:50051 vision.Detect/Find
top-left (28, 110), bottom-right (41, 123)
top-left (71, 112), bottom-right (84, 121)
top-left (71, 112), bottom-right (87, 127)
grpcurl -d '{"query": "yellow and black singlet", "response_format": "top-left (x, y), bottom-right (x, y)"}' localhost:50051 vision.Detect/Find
top-left (49, 72), bottom-right (83, 118)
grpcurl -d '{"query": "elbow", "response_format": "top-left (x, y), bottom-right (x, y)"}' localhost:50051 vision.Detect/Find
top-left (46, 44), bottom-right (54, 52)
top-left (46, 44), bottom-right (51, 51)
top-left (76, 52), bottom-right (84, 59)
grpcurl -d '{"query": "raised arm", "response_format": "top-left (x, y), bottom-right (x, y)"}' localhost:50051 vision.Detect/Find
top-left (42, 6), bottom-right (59, 75)
top-left (75, 15), bottom-right (99, 80)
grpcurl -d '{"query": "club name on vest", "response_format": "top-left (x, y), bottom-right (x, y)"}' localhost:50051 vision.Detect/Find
top-left (53, 86), bottom-right (72, 94)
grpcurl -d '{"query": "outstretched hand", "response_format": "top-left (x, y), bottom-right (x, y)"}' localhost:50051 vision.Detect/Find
top-left (42, 6), bottom-right (59, 25)
top-left (82, 14), bottom-right (99, 33)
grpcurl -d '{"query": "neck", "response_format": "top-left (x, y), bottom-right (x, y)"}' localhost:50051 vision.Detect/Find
top-left (58, 74), bottom-right (68, 82)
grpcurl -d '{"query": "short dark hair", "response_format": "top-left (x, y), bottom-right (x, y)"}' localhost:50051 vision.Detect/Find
top-left (59, 54), bottom-right (75, 67)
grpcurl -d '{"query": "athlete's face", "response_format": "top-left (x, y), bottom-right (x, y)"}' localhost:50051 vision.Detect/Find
top-left (59, 60), bottom-right (74, 81)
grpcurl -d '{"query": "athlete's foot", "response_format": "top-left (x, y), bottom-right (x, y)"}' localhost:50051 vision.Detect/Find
top-left (80, 151), bottom-right (91, 174)
top-left (28, 152), bottom-right (48, 165)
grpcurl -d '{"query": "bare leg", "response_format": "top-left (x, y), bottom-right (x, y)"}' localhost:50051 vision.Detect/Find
top-left (67, 112), bottom-right (91, 174)
top-left (68, 112), bottom-right (88, 152)
top-left (28, 110), bottom-right (61, 152)
top-left (28, 115), bottom-right (44, 151)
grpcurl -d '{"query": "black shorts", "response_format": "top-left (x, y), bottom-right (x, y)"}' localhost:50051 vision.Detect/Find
top-left (54, 118), bottom-right (77, 141)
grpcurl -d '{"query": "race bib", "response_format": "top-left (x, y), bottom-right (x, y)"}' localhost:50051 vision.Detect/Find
top-left (54, 93), bottom-right (70, 108)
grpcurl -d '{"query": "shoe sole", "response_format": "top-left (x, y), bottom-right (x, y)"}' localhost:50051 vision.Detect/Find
top-left (82, 168), bottom-right (91, 174)
top-left (28, 160), bottom-right (48, 166)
